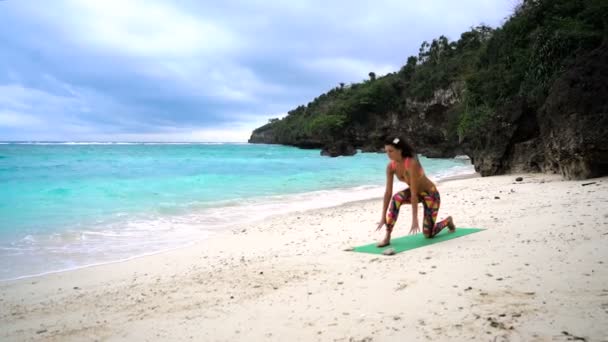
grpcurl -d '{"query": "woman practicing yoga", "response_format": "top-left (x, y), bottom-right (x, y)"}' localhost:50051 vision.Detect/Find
top-left (376, 137), bottom-right (455, 247)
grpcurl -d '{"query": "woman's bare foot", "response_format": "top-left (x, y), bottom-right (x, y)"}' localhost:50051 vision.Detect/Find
top-left (447, 216), bottom-right (456, 233)
top-left (377, 232), bottom-right (391, 247)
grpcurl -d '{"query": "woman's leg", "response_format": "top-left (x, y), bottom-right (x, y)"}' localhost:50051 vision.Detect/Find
top-left (421, 189), bottom-right (452, 238)
top-left (385, 188), bottom-right (412, 233)
top-left (378, 189), bottom-right (412, 247)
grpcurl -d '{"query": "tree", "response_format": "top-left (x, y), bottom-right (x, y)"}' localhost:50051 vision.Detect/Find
top-left (418, 41), bottom-right (430, 63)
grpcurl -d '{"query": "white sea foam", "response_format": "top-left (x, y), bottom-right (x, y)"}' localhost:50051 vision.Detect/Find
top-left (431, 164), bottom-right (477, 181)
top-left (21, 235), bottom-right (36, 243)
top-left (0, 183), bottom-right (386, 281)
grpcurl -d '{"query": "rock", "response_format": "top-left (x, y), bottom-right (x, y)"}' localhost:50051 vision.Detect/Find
top-left (349, 337), bottom-right (373, 342)
top-left (516, 177), bottom-right (523, 182)
top-left (320, 142), bottom-right (357, 157)
top-left (382, 248), bottom-right (396, 256)
top-left (461, 96), bottom-right (541, 176)
top-left (538, 42), bottom-right (608, 179)
top-left (248, 125), bottom-right (277, 144)
top-left (461, 41), bottom-right (608, 180)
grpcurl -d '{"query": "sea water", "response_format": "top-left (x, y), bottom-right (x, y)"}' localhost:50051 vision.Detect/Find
top-left (0, 142), bottom-right (474, 280)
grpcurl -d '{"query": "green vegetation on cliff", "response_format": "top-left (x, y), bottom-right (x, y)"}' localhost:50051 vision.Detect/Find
top-left (460, 0), bottom-right (607, 141)
top-left (251, 0), bottom-right (607, 152)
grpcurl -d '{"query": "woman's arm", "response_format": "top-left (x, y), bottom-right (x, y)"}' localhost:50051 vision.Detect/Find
top-left (377, 163), bottom-right (394, 230)
top-left (408, 158), bottom-right (421, 233)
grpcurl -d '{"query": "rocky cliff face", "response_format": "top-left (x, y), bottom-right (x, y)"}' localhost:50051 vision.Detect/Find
top-left (462, 42), bottom-right (608, 179)
top-left (248, 126), bottom-right (277, 144)
top-left (461, 97), bottom-right (543, 176)
top-left (249, 124), bottom-right (324, 148)
top-left (250, 85), bottom-right (465, 158)
top-left (538, 42), bottom-right (608, 179)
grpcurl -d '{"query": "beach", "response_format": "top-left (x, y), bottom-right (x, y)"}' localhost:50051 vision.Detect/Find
top-left (1, 173), bottom-right (607, 341)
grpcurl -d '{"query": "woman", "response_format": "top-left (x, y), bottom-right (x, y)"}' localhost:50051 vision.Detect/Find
top-left (376, 137), bottom-right (455, 247)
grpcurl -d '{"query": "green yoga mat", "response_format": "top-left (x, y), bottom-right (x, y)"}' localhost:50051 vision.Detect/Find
top-left (352, 228), bottom-right (484, 255)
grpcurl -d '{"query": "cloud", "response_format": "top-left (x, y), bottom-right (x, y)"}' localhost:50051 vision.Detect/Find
top-left (44, 0), bottom-right (241, 58)
top-left (90, 127), bottom-right (254, 143)
top-left (0, 83), bottom-right (83, 125)
top-left (0, 0), bottom-right (517, 142)
top-left (301, 57), bottom-right (397, 83)
top-left (148, 60), bottom-right (287, 102)
top-left (70, 114), bottom-right (273, 142)
top-left (0, 111), bottom-right (44, 128)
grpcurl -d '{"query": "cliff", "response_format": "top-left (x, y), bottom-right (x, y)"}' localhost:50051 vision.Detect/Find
top-left (249, 0), bottom-right (608, 179)
top-left (460, 42), bottom-right (608, 178)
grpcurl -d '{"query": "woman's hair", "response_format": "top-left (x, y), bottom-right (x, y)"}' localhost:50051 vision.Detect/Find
top-left (384, 137), bottom-right (415, 158)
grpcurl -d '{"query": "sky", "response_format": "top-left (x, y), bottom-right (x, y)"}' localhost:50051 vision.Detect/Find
top-left (0, 0), bottom-right (518, 142)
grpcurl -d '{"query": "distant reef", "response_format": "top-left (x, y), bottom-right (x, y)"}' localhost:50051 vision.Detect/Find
top-left (249, 0), bottom-right (608, 180)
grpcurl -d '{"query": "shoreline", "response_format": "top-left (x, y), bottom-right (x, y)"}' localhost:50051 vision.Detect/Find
top-left (3, 173), bottom-right (606, 341)
top-left (437, 171), bottom-right (481, 183)
top-left (0, 168), bottom-right (477, 282)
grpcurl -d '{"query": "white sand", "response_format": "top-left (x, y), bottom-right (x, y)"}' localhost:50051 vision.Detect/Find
top-left (1, 173), bottom-right (607, 341)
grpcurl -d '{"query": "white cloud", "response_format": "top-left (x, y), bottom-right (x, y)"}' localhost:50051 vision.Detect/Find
top-left (300, 57), bottom-right (396, 83)
top-left (93, 113), bottom-right (283, 142)
top-left (0, 110), bottom-right (43, 127)
top-left (206, 65), bottom-right (287, 102)
top-left (2, 0), bottom-right (517, 141)
top-left (0, 83), bottom-right (82, 116)
top-left (88, 125), bottom-right (254, 143)
top-left (0, 82), bottom-right (128, 134)
top-left (0, 79), bottom-right (271, 141)
top-left (140, 60), bottom-right (287, 103)
top-left (64, 0), bottom-right (241, 57)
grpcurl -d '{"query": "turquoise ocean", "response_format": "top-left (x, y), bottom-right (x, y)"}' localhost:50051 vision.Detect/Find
top-left (0, 142), bottom-right (474, 280)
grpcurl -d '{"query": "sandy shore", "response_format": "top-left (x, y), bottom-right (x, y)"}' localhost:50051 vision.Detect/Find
top-left (1, 173), bottom-right (607, 341)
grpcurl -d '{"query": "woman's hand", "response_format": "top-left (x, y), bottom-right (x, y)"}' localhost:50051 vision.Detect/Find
top-left (376, 217), bottom-right (387, 231)
top-left (409, 222), bottom-right (420, 235)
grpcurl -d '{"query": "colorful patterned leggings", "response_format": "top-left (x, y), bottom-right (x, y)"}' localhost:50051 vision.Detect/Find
top-left (386, 187), bottom-right (451, 238)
